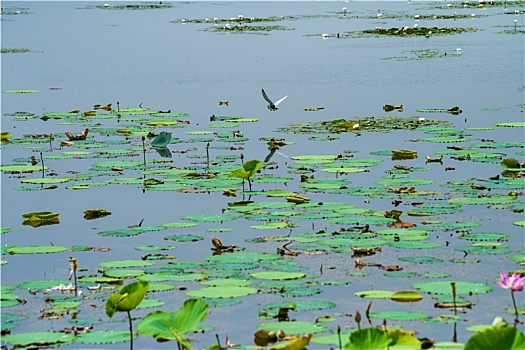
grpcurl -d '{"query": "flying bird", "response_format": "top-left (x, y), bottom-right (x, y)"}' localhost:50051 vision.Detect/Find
top-left (262, 88), bottom-right (287, 111)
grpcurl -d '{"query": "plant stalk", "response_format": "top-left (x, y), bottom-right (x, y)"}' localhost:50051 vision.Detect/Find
top-left (127, 310), bottom-right (134, 350)
top-left (511, 290), bottom-right (519, 326)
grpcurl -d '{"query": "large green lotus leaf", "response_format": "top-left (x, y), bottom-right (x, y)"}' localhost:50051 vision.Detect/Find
top-left (458, 232), bottom-right (509, 241)
top-left (384, 271), bottom-right (418, 279)
top-left (291, 154), bottom-right (339, 161)
top-left (103, 269), bottom-right (145, 278)
top-left (148, 283), bottom-right (178, 292)
top-left (311, 331), bottom-right (353, 346)
top-left (164, 234), bottom-right (203, 242)
top-left (387, 241), bottom-right (441, 249)
top-left (317, 238), bottom-right (387, 248)
top-left (263, 299), bottom-right (336, 312)
top-left (98, 229), bottom-right (144, 237)
top-left (344, 328), bottom-right (391, 350)
top-left (162, 222), bottom-right (198, 228)
top-left (369, 311), bottom-right (428, 321)
top-left (180, 214), bottom-right (238, 222)
top-left (20, 177), bottom-right (70, 184)
top-left (106, 281), bottom-right (149, 317)
top-left (137, 299), bottom-right (208, 346)
top-left (1, 332), bottom-right (75, 347)
top-left (91, 160), bottom-right (144, 169)
top-left (418, 136), bottom-right (471, 143)
top-left (374, 179), bottom-right (434, 186)
top-left (186, 286), bottom-right (257, 298)
top-left (15, 279), bottom-right (72, 290)
top-left (257, 321), bottom-right (328, 334)
top-left (324, 158), bottom-right (384, 167)
top-left (1, 313), bottom-right (27, 331)
top-left (99, 260), bottom-right (155, 268)
top-left (320, 167), bottom-right (368, 173)
top-left (150, 112), bottom-right (189, 118)
top-left (326, 216), bottom-right (396, 225)
top-left (454, 244), bottom-right (510, 255)
top-left (411, 281), bottom-right (492, 295)
top-left (200, 278), bottom-right (252, 287)
top-left (205, 252), bottom-right (281, 263)
top-left (136, 299), bottom-right (165, 309)
top-left (0, 164), bottom-right (49, 172)
top-left (75, 330), bottom-right (134, 344)
top-left (249, 271), bottom-right (305, 280)
top-left (251, 222), bottom-right (291, 230)
top-left (464, 326), bottom-right (525, 350)
top-left (376, 228), bottom-right (429, 237)
top-left (5, 245), bottom-right (67, 254)
top-left (138, 272), bottom-right (207, 282)
top-left (449, 195), bottom-right (517, 205)
top-left (3, 89), bottom-right (39, 93)
top-left (355, 290), bottom-right (394, 299)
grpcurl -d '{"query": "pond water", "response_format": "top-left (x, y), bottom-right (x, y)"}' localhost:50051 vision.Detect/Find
top-left (1, 1), bottom-right (524, 349)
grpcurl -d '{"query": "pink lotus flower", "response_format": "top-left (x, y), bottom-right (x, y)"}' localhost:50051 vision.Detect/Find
top-left (496, 272), bottom-right (525, 292)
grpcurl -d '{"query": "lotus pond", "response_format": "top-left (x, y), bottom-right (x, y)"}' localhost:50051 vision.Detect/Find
top-left (1, 1), bottom-right (524, 349)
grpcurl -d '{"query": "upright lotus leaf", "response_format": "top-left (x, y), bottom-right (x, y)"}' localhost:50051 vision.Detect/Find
top-left (229, 159), bottom-right (262, 180)
top-left (137, 299), bottom-right (209, 348)
top-left (464, 325), bottom-right (525, 350)
top-left (151, 131), bottom-right (172, 148)
top-left (344, 328), bottom-right (391, 350)
top-left (106, 281), bottom-right (150, 317)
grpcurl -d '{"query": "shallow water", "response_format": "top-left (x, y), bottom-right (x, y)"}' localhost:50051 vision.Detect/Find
top-left (1, 1), bottom-right (524, 349)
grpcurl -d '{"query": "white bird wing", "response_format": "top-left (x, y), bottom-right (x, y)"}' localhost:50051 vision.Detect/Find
top-left (274, 95), bottom-right (288, 107)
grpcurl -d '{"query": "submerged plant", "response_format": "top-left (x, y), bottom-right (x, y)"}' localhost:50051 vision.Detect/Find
top-left (106, 281), bottom-right (150, 350)
top-left (495, 271), bottom-right (525, 325)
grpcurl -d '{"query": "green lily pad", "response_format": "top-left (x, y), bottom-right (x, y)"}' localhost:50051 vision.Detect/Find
top-left (99, 260), bottom-right (155, 268)
top-left (249, 271), bottom-right (305, 280)
top-left (411, 281), bottom-right (492, 295)
top-left (1, 332), bottom-right (75, 347)
top-left (5, 245), bottom-right (67, 254)
top-left (369, 310), bottom-right (428, 321)
top-left (180, 214), bottom-right (238, 222)
top-left (257, 321), bottom-right (328, 334)
top-left (75, 330), bottom-right (134, 344)
top-left (355, 290), bottom-right (394, 299)
top-left (186, 286), bottom-right (258, 298)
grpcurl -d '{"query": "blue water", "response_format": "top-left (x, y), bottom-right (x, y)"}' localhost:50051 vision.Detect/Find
top-left (1, 1), bottom-right (524, 349)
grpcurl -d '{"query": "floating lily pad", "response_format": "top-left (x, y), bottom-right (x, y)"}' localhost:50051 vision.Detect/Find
top-left (369, 310), bottom-right (428, 321)
top-left (411, 281), bottom-right (492, 295)
top-left (75, 330), bottom-right (134, 344)
top-left (249, 271), bottom-right (305, 280)
top-left (5, 245), bottom-right (67, 254)
top-left (186, 286), bottom-right (257, 298)
top-left (1, 332), bottom-right (75, 347)
top-left (257, 321), bottom-right (328, 334)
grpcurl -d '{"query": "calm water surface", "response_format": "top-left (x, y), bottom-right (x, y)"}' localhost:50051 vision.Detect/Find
top-left (1, 1), bottom-right (524, 349)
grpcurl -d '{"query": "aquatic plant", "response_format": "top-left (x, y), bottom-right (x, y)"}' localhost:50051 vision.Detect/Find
top-left (137, 298), bottom-right (209, 349)
top-left (496, 271), bottom-right (525, 324)
top-left (228, 159), bottom-right (263, 191)
top-left (106, 281), bottom-right (150, 350)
